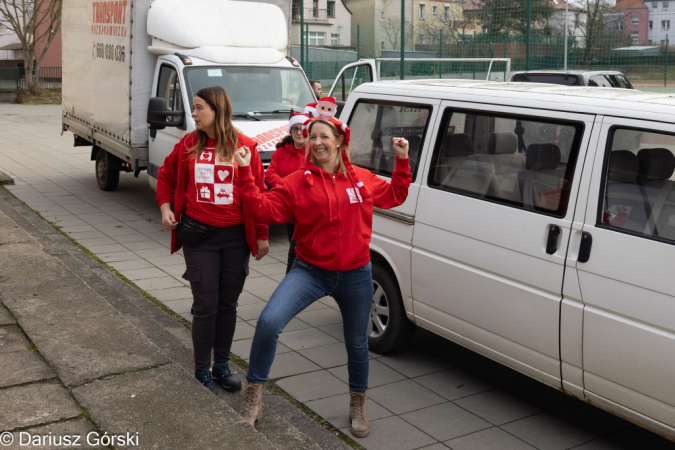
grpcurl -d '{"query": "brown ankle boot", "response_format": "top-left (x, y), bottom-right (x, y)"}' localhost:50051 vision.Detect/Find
top-left (240, 381), bottom-right (265, 426)
top-left (349, 390), bottom-right (370, 438)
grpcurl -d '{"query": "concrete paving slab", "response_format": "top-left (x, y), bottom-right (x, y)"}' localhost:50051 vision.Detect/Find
top-left (444, 427), bottom-right (537, 450)
top-left (147, 286), bottom-right (193, 301)
top-left (296, 308), bottom-right (344, 327)
top-left (0, 303), bottom-right (14, 325)
top-left (377, 349), bottom-right (451, 378)
top-left (276, 371), bottom-right (349, 403)
top-left (238, 302), bottom-right (268, 321)
top-left (461, 359), bottom-right (528, 387)
top-left (72, 364), bottom-right (274, 450)
top-left (133, 276), bottom-right (184, 291)
top-left (569, 440), bottom-right (623, 450)
top-left (298, 342), bottom-right (348, 368)
top-left (400, 402), bottom-right (491, 441)
top-left (341, 415), bottom-right (436, 450)
top-left (328, 359), bottom-right (407, 389)
top-left (453, 389), bottom-right (542, 426)
top-left (0, 324), bottom-right (30, 353)
top-left (549, 402), bottom-right (632, 437)
top-left (97, 250), bottom-right (139, 263)
top-left (230, 337), bottom-right (291, 362)
top-left (269, 352), bottom-right (322, 380)
top-left (415, 368), bottom-right (495, 401)
top-left (501, 412), bottom-right (598, 450)
top-left (0, 350), bottom-right (55, 387)
top-left (3, 418), bottom-right (105, 450)
top-left (0, 381), bottom-right (82, 431)
top-left (368, 380), bottom-right (446, 415)
top-left (107, 258), bottom-right (156, 271)
top-left (161, 298), bottom-right (193, 314)
top-left (502, 379), bottom-right (576, 410)
top-left (278, 327), bottom-right (340, 351)
top-left (233, 320), bottom-right (257, 341)
top-left (122, 267), bottom-right (168, 281)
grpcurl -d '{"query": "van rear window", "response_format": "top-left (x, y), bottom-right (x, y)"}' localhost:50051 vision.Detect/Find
top-left (513, 74), bottom-right (581, 86)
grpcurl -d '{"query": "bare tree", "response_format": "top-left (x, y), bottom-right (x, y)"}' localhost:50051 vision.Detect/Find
top-left (417, 5), bottom-right (473, 47)
top-left (380, 17), bottom-right (414, 50)
top-left (0, 0), bottom-right (62, 93)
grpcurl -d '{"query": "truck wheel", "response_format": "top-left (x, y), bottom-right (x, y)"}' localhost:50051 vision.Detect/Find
top-left (95, 150), bottom-right (120, 191)
top-left (368, 262), bottom-right (416, 354)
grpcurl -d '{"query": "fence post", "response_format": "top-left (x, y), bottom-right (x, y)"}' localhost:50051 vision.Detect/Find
top-left (665, 34), bottom-right (669, 87)
top-left (473, 31), bottom-right (476, 79)
top-left (357, 25), bottom-right (360, 60)
top-left (504, 33), bottom-right (507, 80)
top-left (439, 29), bottom-right (443, 79)
top-left (400, 0), bottom-right (405, 80)
top-left (300, 0), bottom-right (304, 67)
top-left (305, 23), bottom-right (310, 75)
top-left (526, 0), bottom-right (531, 70)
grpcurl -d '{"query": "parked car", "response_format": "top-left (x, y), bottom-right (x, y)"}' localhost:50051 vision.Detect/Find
top-left (329, 67), bottom-right (675, 441)
top-left (511, 70), bottom-right (634, 89)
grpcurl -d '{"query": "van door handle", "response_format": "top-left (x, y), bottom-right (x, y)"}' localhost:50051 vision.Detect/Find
top-left (546, 224), bottom-right (561, 254)
top-left (578, 232), bottom-right (593, 263)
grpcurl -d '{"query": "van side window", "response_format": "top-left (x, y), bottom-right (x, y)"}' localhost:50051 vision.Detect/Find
top-left (428, 109), bottom-right (583, 217)
top-left (347, 100), bottom-right (431, 179)
top-left (157, 65), bottom-right (184, 123)
top-left (601, 128), bottom-right (675, 243)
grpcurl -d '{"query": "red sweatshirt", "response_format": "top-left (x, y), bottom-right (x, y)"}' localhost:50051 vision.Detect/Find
top-left (156, 132), bottom-right (269, 255)
top-left (236, 157), bottom-right (412, 271)
top-left (266, 142), bottom-right (305, 188)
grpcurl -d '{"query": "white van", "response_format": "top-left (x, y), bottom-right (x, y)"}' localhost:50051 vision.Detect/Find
top-left (336, 79), bottom-right (675, 440)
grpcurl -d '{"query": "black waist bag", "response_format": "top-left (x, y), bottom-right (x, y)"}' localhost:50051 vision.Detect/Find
top-left (175, 213), bottom-right (218, 245)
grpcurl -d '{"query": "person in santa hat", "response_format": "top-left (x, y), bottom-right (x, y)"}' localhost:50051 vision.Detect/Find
top-left (304, 102), bottom-right (318, 117)
top-left (266, 111), bottom-right (310, 272)
top-left (234, 115), bottom-right (412, 439)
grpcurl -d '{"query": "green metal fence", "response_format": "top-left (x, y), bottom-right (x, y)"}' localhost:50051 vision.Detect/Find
top-left (0, 67), bottom-right (62, 91)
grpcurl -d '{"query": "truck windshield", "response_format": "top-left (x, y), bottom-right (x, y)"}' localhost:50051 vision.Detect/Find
top-left (184, 66), bottom-right (315, 117)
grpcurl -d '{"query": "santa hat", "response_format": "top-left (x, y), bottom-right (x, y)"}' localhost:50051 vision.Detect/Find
top-left (302, 117), bottom-right (370, 203)
top-left (316, 96), bottom-right (338, 119)
top-left (289, 112), bottom-right (309, 130)
top-left (304, 102), bottom-right (318, 117)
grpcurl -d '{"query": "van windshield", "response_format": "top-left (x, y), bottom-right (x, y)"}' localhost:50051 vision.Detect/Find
top-left (184, 66), bottom-right (315, 117)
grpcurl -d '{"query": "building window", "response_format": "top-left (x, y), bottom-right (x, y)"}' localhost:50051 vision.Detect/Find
top-left (312, 0), bottom-right (319, 17)
top-left (617, 21), bottom-right (623, 31)
top-left (663, 1), bottom-right (669, 9)
top-left (308, 31), bottom-right (325, 45)
top-left (652, 2), bottom-right (658, 8)
top-left (381, 11), bottom-right (385, 18)
top-left (327, 0), bottom-right (335, 17)
top-left (331, 33), bottom-right (339, 45)
top-left (292, 0), bottom-right (301, 19)
top-left (650, 20), bottom-right (653, 30)
top-left (419, 34), bottom-right (426, 44)
top-left (663, 19), bottom-right (671, 30)
top-left (630, 31), bottom-right (639, 41)
top-left (631, 16), bottom-right (639, 25)
top-left (419, 4), bottom-right (426, 19)
top-left (444, 5), bottom-right (450, 21)
top-left (381, 41), bottom-right (385, 49)
top-left (432, 5), bottom-right (438, 14)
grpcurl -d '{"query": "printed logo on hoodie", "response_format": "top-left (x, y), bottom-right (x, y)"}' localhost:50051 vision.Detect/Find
top-left (195, 147), bottom-right (234, 205)
top-left (346, 188), bottom-right (363, 204)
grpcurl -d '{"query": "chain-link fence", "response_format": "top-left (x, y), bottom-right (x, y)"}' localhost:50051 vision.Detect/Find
top-left (293, 0), bottom-right (675, 92)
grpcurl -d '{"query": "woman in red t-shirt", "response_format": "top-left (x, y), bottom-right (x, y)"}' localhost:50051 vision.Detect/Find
top-left (266, 112), bottom-right (309, 273)
top-left (156, 86), bottom-right (269, 395)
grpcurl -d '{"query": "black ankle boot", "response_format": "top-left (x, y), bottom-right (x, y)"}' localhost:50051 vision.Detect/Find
top-left (195, 369), bottom-right (218, 395)
top-left (212, 362), bottom-right (241, 391)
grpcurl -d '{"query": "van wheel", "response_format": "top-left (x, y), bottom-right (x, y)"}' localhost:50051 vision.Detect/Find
top-left (95, 150), bottom-right (120, 191)
top-left (368, 263), bottom-right (416, 354)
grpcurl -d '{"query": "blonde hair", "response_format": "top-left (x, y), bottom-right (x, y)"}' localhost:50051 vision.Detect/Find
top-left (306, 119), bottom-right (349, 176)
top-left (187, 86), bottom-right (240, 162)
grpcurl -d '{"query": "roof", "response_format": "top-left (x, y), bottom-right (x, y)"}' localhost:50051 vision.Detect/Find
top-left (610, 0), bottom-right (647, 11)
top-left (550, 0), bottom-right (583, 12)
top-left (0, 43), bottom-right (23, 50)
top-left (352, 79), bottom-right (675, 122)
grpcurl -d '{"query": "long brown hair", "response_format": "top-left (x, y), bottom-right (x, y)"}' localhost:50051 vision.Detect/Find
top-left (306, 119), bottom-right (349, 176)
top-left (188, 86), bottom-right (240, 161)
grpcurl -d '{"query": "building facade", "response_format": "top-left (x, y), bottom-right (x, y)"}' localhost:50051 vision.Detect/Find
top-left (291, 0), bottom-right (353, 48)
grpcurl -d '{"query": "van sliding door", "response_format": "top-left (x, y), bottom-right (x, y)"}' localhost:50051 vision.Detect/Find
top-left (411, 102), bottom-right (595, 387)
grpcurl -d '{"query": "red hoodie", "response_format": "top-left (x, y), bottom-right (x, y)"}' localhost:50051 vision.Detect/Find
top-left (266, 142), bottom-right (305, 188)
top-left (236, 157), bottom-right (411, 271)
top-left (156, 132), bottom-right (268, 255)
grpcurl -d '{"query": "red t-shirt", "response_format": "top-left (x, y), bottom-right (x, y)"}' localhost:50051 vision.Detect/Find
top-left (183, 141), bottom-right (244, 227)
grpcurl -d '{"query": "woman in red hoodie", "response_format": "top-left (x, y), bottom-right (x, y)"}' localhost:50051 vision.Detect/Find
top-left (266, 112), bottom-right (309, 273)
top-left (234, 116), bottom-right (411, 438)
top-left (156, 86), bottom-right (269, 395)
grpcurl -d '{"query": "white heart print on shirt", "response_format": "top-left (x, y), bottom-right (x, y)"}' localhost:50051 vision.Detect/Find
top-left (217, 169), bottom-right (229, 181)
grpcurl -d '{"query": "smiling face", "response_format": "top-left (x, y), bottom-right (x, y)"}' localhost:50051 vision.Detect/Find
top-left (192, 95), bottom-right (216, 138)
top-left (308, 121), bottom-right (343, 172)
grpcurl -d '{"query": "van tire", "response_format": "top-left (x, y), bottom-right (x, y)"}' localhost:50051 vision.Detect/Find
top-left (369, 263), bottom-right (416, 354)
top-left (95, 150), bottom-right (120, 191)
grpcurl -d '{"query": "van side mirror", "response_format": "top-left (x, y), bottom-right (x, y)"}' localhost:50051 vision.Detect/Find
top-left (147, 97), bottom-right (185, 130)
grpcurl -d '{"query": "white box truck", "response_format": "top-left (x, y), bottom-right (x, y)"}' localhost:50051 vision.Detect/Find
top-left (62, 0), bottom-right (316, 191)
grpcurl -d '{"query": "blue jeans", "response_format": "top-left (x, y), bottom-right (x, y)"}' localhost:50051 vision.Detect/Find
top-left (247, 259), bottom-right (373, 392)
